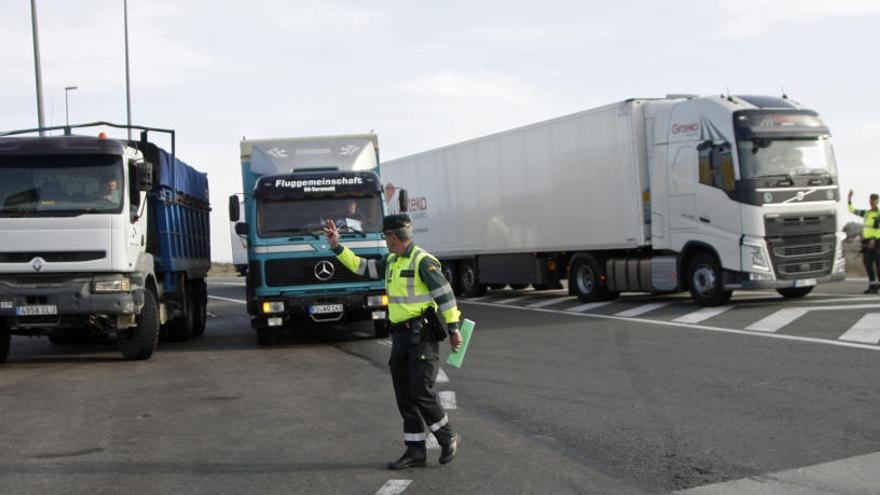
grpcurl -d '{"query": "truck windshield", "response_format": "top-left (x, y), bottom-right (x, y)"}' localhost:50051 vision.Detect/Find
top-left (0, 154), bottom-right (124, 216)
top-left (736, 137), bottom-right (838, 180)
top-left (257, 196), bottom-right (383, 238)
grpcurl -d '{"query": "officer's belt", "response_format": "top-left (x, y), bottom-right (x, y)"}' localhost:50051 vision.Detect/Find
top-left (388, 317), bottom-right (425, 333)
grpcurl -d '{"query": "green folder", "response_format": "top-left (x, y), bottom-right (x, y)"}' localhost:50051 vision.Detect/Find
top-left (446, 319), bottom-right (475, 369)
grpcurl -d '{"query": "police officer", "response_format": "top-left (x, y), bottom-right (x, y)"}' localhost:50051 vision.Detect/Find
top-left (323, 214), bottom-right (462, 469)
top-left (848, 190), bottom-right (880, 293)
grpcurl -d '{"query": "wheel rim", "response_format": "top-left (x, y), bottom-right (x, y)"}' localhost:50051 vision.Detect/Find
top-left (463, 266), bottom-right (475, 289)
top-left (576, 264), bottom-right (594, 295)
top-left (443, 266), bottom-right (454, 283)
top-left (692, 264), bottom-right (716, 296)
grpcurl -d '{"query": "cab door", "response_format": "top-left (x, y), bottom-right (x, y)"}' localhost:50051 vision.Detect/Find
top-left (695, 141), bottom-right (742, 270)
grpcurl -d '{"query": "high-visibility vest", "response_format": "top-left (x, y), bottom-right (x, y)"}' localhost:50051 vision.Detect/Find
top-left (382, 247), bottom-right (438, 323)
top-left (849, 204), bottom-right (880, 240)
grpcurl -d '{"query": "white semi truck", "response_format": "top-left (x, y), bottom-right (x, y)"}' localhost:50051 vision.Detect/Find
top-left (382, 94), bottom-right (846, 306)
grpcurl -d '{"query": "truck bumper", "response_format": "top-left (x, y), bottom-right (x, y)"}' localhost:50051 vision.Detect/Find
top-left (250, 291), bottom-right (387, 329)
top-left (727, 272), bottom-right (846, 291)
top-left (0, 275), bottom-right (143, 331)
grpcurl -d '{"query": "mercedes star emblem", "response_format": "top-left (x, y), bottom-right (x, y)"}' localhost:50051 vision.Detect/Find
top-left (314, 260), bottom-right (335, 281)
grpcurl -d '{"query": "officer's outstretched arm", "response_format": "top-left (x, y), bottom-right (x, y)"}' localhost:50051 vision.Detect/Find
top-left (333, 245), bottom-right (386, 280)
top-left (419, 257), bottom-right (461, 333)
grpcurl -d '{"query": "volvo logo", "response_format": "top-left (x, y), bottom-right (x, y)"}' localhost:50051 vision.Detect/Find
top-left (314, 260), bottom-right (335, 281)
top-left (30, 257), bottom-right (45, 272)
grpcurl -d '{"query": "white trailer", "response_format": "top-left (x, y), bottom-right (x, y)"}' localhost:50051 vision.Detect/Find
top-left (383, 95), bottom-right (846, 306)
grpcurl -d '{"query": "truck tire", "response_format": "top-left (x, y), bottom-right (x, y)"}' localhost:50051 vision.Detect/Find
top-left (374, 320), bottom-right (390, 338)
top-left (0, 327), bottom-right (10, 364)
top-left (191, 280), bottom-right (208, 337)
top-left (118, 289), bottom-right (160, 360)
top-left (256, 327), bottom-right (278, 346)
top-left (459, 261), bottom-right (487, 298)
top-left (441, 262), bottom-right (462, 296)
top-left (777, 287), bottom-right (814, 299)
top-left (166, 296), bottom-right (195, 341)
top-left (687, 253), bottom-right (732, 307)
top-left (570, 256), bottom-right (618, 302)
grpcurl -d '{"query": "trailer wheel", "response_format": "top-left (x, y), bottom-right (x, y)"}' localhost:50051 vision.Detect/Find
top-left (0, 326), bottom-right (10, 364)
top-left (374, 320), bottom-right (390, 338)
top-left (191, 280), bottom-right (208, 337)
top-left (570, 257), bottom-right (606, 302)
top-left (459, 262), bottom-right (487, 298)
top-left (441, 262), bottom-right (462, 296)
top-left (118, 289), bottom-right (160, 360)
top-left (256, 327), bottom-right (278, 346)
top-left (687, 253), bottom-right (732, 307)
top-left (166, 294), bottom-right (195, 341)
top-left (777, 287), bottom-right (813, 299)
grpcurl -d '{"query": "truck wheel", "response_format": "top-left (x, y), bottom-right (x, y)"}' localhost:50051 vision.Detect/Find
top-left (191, 281), bottom-right (208, 337)
top-left (570, 257), bottom-right (605, 302)
top-left (118, 289), bottom-right (160, 360)
top-left (687, 253), bottom-right (732, 307)
top-left (459, 262), bottom-right (487, 298)
top-left (441, 262), bottom-right (462, 296)
top-left (777, 287), bottom-right (814, 299)
top-left (166, 298), bottom-right (195, 341)
top-left (0, 327), bottom-right (10, 364)
top-left (374, 320), bottom-right (390, 338)
top-left (509, 284), bottom-right (529, 290)
top-left (256, 328), bottom-right (278, 346)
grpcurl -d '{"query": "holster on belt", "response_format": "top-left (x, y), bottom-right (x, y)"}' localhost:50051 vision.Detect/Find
top-left (423, 307), bottom-right (447, 342)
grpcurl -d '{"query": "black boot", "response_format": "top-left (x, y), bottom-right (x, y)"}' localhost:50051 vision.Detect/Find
top-left (439, 433), bottom-right (459, 465)
top-left (388, 444), bottom-right (427, 470)
top-left (864, 286), bottom-right (876, 294)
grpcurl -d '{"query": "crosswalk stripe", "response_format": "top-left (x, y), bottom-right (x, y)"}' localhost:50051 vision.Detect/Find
top-left (838, 313), bottom-right (880, 344)
top-left (439, 391), bottom-right (457, 410)
top-left (527, 296), bottom-right (573, 308)
top-left (673, 306), bottom-right (732, 324)
top-left (745, 308), bottom-right (808, 332)
top-left (565, 301), bottom-right (613, 313)
top-left (436, 367), bottom-right (449, 383)
top-left (494, 295), bottom-right (532, 305)
top-left (615, 303), bottom-right (669, 317)
top-left (375, 479), bottom-right (412, 495)
top-left (464, 295), bottom-right (495, 302)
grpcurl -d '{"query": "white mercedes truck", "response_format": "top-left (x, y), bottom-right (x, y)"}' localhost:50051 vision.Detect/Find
top-left (382, 94), bottom-right (846, 306)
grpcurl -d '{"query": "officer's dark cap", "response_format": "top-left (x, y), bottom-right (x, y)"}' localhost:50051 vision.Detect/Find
top-left (871, 193), bottom-right (879, 201)
top-left (383, 214), bottom-right (411, 232)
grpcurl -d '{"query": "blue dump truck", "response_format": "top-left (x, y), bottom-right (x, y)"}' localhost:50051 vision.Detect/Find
top-left (0, 123), bottom-right (210, 363)
top-left (230, 135), bottom-right (389, 345)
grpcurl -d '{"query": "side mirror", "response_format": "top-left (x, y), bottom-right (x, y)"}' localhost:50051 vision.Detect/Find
top-left (234, 222), bottom-right (248, 236)
top-left (229, 195), bottom-right (240, 222)
top-left (398, 189), bottom-right (409, 213)
top-left (135, 160), bottom-right (153, 192)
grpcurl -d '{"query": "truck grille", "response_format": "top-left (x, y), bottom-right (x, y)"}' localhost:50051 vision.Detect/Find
top-left (764, 214), bottom-right (836, 280)
top-left (264, 256), bottom-right (379, 287)
top-left (0, 251), bottom-right (105, 263)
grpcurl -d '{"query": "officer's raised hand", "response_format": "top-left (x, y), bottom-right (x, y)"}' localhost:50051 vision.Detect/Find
top-left (322, 218), bottom-right (340, 249)
top-left (848, 189), bottom-right (854, 202)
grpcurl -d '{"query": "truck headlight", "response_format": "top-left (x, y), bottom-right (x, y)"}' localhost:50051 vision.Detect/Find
top-left (261, 301), bottom-right (285, 314)
top-left (367, 295), bottom-right (388, 307)
top-left (92, 277), bottom-right (131, 293)
top-left (742, 237), bottom-right (771, 273)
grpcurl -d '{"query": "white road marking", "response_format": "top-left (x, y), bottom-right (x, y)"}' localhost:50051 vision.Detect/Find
top-left (459, 300), bottom-right (880, 352)
top-left (527, 296), bottom-right (573, 308)
top-left (207, 281), bottom-right (246, 286)
top-left (376, 340), bottom-right (392, 347)
top-left (747, 303), bottom-right (880, 332)
top-left (207, 295), bottom-right (246, 304)
top-left (439, 391), bottom-right (457, 410)
top-left (426, 433), bottom-right (440, 450)
top-left (793, 296), bottom-right (880, 305)
top-left (673, 306), bottom-right (733, 324)
top-left (565, 301), bottom-right (613, 313)
top-left (614, 302), bottom-right (669, 317)
top-left (436, 367), bottom-right (449, 383)
top-left (676, 450), bottom-right (880, 494)
top-left (838, 313), bottom-right (880, 344)
top-left (494, 295), bottom-right (532, 305)
top-left (464, 295), bottom-right (495, 302)
top-left (375, 479), bottom-right (412, 495)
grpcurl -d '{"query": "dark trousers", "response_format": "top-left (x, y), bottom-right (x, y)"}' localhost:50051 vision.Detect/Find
top-left (864, 240), bottom-right (880, 286)
top-left (389, 325), bottom-right (454, 449)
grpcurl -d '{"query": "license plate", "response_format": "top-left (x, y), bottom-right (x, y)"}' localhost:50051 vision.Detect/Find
top-left (794, 278), bottom-right (817, 288)
top-left (16, 305), bottom-right (58, 316)
top-left (309, 304), bottom-right (343, 315)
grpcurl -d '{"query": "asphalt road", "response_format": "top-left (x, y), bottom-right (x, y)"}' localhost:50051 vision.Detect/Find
top-left (2, 278), bottom-right (880, 494)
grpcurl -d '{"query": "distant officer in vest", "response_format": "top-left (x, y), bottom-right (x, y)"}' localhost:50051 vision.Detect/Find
top-left (323, 214), bottom-right (462, 469)
top-left (848, 190), bottom-right (880, 293)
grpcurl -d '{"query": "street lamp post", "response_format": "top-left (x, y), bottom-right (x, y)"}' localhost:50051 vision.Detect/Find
top-left (64, 86), bottom-right (78, 127)
top-left (30, 0), bottom-right (46, 135)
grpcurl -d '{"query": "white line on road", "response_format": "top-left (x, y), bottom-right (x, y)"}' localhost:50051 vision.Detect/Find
top-left (673, 306), bottom-right (732, 324)
top-left (207, 295), bottom-right (246, 304)
top-left (494, 295), bottom-right (532, 305)
top-left (527, 296), bottom-right (573, 308)
top-left (565, 301), bottom-right (613, 313)
top-left (459, 300), bottom-right (880, 352)
top-left (376, 340), bottom-right (392, 347)
top-left (439, 391), bottom-right (457, 410)
top-left (436, 367), bottom-right (449, 383)
top-left (207, 282), bottom-right (246, 286)
top-left (464, 295), bottom-right (496, 302)
top-left (838, 313), bottom-right (880, 344)
top-left (745, 308), bottom-right (808, 332)
top-left (615, 302), bottom-right (669, 317)
top-left (793, 296), bottom-right (880, 305)
top-left (375, 479), bottom-right (412, 495)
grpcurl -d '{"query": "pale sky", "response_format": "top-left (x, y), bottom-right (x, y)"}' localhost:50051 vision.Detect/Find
top-left (2, 0), bottom-right (879, 261)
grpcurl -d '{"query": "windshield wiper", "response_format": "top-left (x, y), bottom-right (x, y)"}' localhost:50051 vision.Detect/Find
top-left (265, 227), bottom-right (323, 238)
top-left (337, 225), bottom-right (366, 237)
